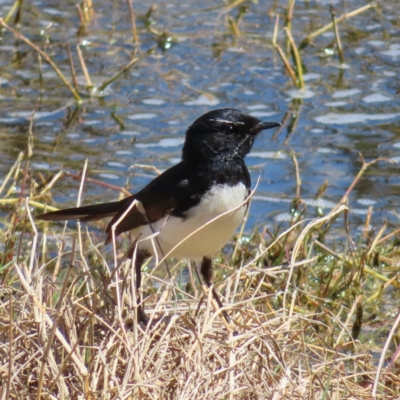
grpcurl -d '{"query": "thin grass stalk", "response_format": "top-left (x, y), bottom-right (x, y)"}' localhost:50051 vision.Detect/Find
top-left (378, 226), bottom-right (400, 244)
top-left (76, 159), bottom-right (95, 301)
top-left (299, 3), bottom-right (376, 49)
top-left (220, 0), bottom-right (247, 14)
top-left (129, 248), bottom-right (143, 329)
top-left (36, 237), bottom-right (76, 399)
top-left (67, 43), bottom-right (79, 88)
top-left (64, 171), bottom-right (132, 196)
top-left (387, 342), bottom-right (400, 372)
top-left (366, 265), bottom-right (400, 288)
top-left (363, 205), bottom-right (373, 238)
top-left (27, 111), bottom-right (35, 159)
top-left (76, 44), bottom-right (92, 88)
top-left (126, 0), bottom-right (139, 46)
top-left (76, 4), bottom-right (86, 30)
top-left (82, 0), bottom-right (91, 22)
top-left (4, 0), bottom-right (22, 23)
top-left (330, 5), bottom-right (345, 64)
top-left (286, 290), bottom-right (298, 335)
top-left (232, 197), bottom-right (251, 260)
top-left (272, 15), bottom-right (298, 87)
top-left (332, 155), bottom-right (390, 213)
top-left (290, 150), bottom-right (301, 199)
top-left (4, 291), bottom-right (12, 400)
top-left (38, 52), bottom-right (43, 89)
top-left (372, 309), bottom-right (400, 396)
top-left (285, 0), bottom-right (295, 49)
top-left (98, 57), bottom-right (139, 92)
top-left (334, 294), bottom-right (362, 347)
top-left (366, 273), bottom-right (400, 302)
top-left (26, 197), bottom-right (38, 276)
top-left (0, 197), bottom-right (58, 212)
top-left (76, 159), bottom-right (87, 208)
top-left (284, 27), bottom-right (304, 89)
top-left (0, 152), bottom-right (24, 197)
top-left (85, 0), bottom-right (93, 12)
top-left (351, 302), bottom-right (363, 340)
top-left (0, 19), bottom-right (81, 102)
top-left (228, 16), bottom-right (240, 36)
top-left (38, 170), bottom-right (64, 196)
top-left (366, 221), bottom-right (387, 257)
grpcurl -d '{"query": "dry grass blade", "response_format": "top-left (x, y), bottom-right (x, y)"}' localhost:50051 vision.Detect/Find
top-left (373, 310), bottom-right (400, 396)
top-left (272, 15), bottom-right (298, 88)
top-left (0, 19), bottom-right (81, 102)
top-left (67, 43), bottom-right (79, 89)
top-left (126, 0), bottom-right (140, 46)
top-left (330, 5), bottom-right (345, 64)
top-left (284, 27), bottom-right (304, 89)
top-left (0, 152), bottom-right (24, 197)
top-left (4, 0), bottom-right (22, 23)
top-left (98, 57), bottom-right (139, 92)
top-left (1, 155), bottom-right (400, 398)
top-left (76, 44), bottom-right (92, 89)
top-left (299, 2), bottom-right (377, 49)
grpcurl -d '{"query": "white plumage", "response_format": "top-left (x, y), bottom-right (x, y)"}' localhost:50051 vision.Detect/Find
top-left (132, 183), bottom-right (248, 260)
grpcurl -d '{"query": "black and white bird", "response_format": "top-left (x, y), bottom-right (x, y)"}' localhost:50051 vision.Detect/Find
top-left (37, 108), bottom-right (280, 323)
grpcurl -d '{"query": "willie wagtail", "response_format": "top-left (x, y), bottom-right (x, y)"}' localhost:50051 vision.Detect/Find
top-left (37, 108), bottom-right (280, 324)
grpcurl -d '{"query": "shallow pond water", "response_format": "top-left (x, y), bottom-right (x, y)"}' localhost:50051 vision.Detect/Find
top-left (1, 0), bottom-right (399, 233)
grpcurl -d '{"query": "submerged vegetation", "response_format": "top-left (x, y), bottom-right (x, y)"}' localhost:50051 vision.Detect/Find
top-left (1, 0), bottom-right (400, 398)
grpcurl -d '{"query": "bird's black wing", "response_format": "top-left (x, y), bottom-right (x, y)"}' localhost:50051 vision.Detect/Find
top-left (105, 162), bottom-right (209, 242)
top-left (37, 162), bottom-right (208, 244)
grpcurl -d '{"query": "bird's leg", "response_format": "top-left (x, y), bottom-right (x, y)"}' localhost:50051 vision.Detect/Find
top-left (134, 250), bottom-right (150, 325)
top-left (200, 257), bottom-right (230, 323)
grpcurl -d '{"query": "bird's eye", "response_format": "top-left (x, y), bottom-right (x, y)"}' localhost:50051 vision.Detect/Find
top-left (224, 124), bottom-right (235, 134)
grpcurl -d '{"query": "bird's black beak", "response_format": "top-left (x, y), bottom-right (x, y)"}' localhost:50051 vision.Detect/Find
top-left (250, 121), bottom-right (281, 134)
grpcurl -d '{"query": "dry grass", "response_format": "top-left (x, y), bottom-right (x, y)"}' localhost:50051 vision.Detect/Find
top-left (1, 1), bottom-right (399, 398)
top-left (1, 157), bottom-right (400, 399)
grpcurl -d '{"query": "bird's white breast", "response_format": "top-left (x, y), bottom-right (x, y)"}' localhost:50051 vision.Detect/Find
top-left (132, 183), bottom-right (248, 260)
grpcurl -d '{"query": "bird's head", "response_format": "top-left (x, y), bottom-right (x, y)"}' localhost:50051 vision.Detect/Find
top-left (182, 108), bottom-right (280, 164)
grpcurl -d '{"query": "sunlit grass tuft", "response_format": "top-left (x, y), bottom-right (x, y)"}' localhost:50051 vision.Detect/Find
top-left (1, 156), bottom-right (400, 398)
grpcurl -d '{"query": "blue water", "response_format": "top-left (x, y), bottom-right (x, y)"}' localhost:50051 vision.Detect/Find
top-left (0, 0), bottom-right (400, 234)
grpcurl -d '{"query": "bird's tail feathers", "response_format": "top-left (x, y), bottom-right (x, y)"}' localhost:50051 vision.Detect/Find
top-left (36, 200), bottom-right (124, 222)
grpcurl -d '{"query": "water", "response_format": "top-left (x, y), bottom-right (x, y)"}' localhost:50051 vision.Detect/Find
top-left (0, 2), bottom-right (397, 227)
top-left (0, 1), bottom-right (399, 232)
